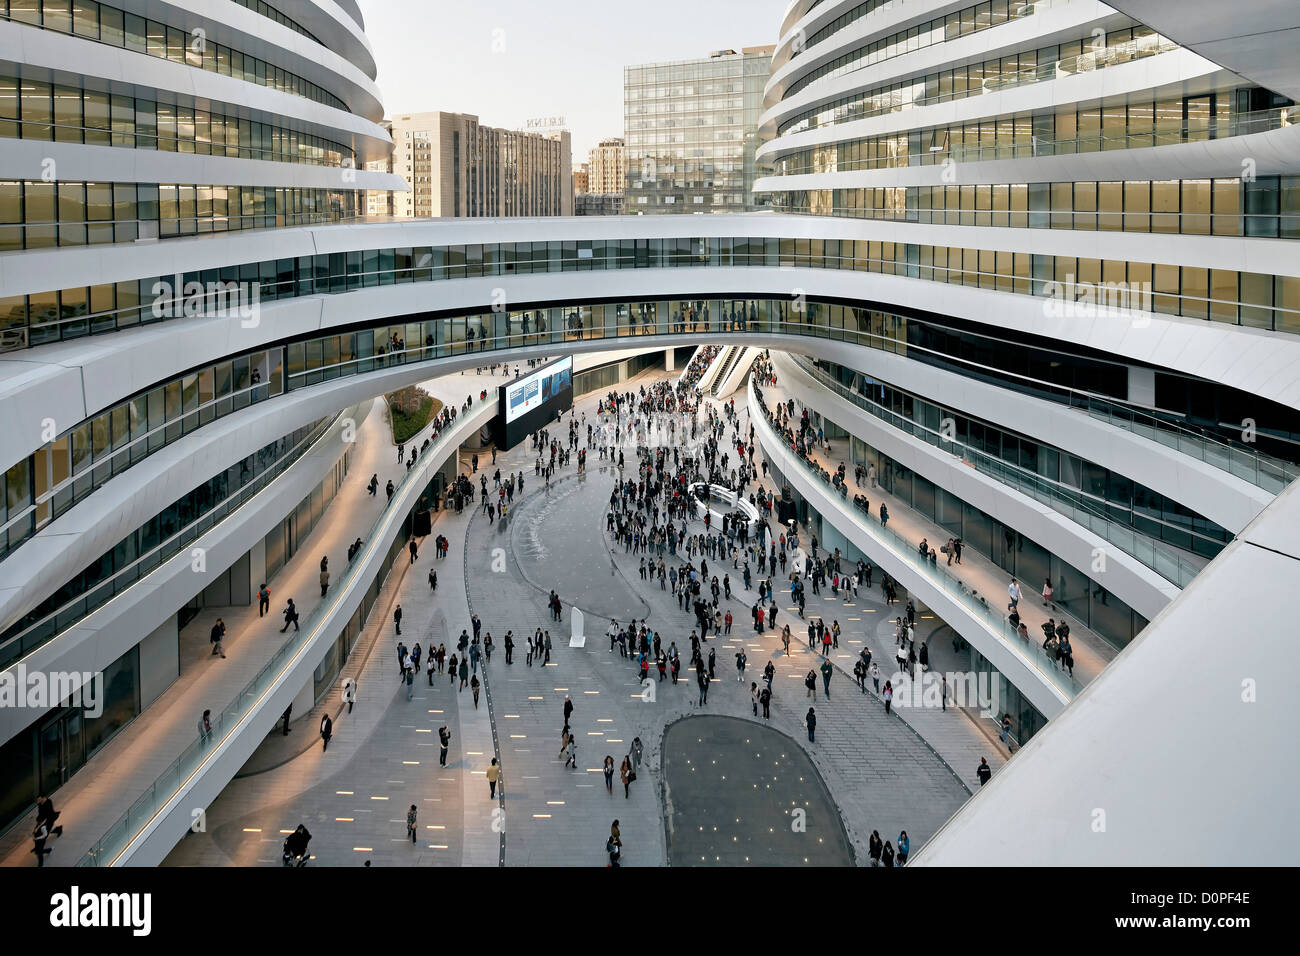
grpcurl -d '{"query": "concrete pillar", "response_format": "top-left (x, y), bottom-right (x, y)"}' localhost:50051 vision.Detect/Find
top-left (664, 348), bottom-right (676, 372)
top-left (139, 614), bottom-right (180, 709)
top-left (1128, 366), bottom-right (1156, 407)
top-left (248, 539), bottom-right (266, 600)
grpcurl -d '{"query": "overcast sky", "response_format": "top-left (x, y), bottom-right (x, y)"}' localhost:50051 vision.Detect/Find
top-left (357, 0), bottom-right (787, 159)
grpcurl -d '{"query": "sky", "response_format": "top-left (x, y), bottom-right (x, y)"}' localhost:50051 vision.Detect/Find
top-left (357, 0), bottom-right (789, 159)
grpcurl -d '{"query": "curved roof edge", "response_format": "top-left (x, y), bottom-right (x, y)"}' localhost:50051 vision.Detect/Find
top-left (910, 474), bottom-right (1300, 866)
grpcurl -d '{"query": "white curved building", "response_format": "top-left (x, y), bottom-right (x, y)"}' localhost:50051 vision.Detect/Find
top-left (0, 0), bottom-right (1295, 865)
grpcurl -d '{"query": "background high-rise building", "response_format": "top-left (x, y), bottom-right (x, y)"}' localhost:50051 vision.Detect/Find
top-left (365, 120), bottom-right (397, 217)
top-left (588, 137), bottom-right (626, 196)
top-left (383, 112), bottom-right (573, 218)
top-left (574, 137), bottom-right (626, 216)
top-left (572, 163), bottom-right (590, 196)
top-left (624, 46), bottom-right (774, 213)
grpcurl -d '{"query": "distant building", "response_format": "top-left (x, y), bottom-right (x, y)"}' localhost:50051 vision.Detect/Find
top-left (573, 137), bottom-right (626, 217)
top-left (364, 119), bottom-right (396, 217)
top-left (588, 137), bottom-right (626, 196)
top-left (380, 111), bottom-right (573, 218)
top-left (575, 193), bottom-right (624, 216)
top-left (624, 46), bottom-right (774, 213)
top-left (572, 163), bottom-right (590, 196)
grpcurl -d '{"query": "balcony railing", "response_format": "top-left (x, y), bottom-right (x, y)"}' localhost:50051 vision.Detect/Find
top-left (750, 381), bottom-right (1085, 702)
top-left (788, 356), bottom-right (1207, 588)
top-left (75, 397), bottom-right (493, 866)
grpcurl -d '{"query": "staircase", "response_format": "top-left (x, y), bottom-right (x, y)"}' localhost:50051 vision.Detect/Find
top-left (710, 346), bottom-right (747, 397)
top-left (694, 345), bottom-right (733, 393)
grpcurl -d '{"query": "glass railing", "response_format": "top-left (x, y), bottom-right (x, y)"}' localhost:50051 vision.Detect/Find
top-left (0, 415), bottom-right (338, 669)
top-left (770, 105), bottom-right (1296, 174)
top-left (784, 336), bottom-right (1297, 496)
top-left (788, 356), bottom-right (1207, 587)
top-left (767, 205), bottom-right (1300, 239)
top-left (75, 396), bottom-right (493, 866)
top-left (779, 15), bottom-right (1168, 136)
top-left (9, 296), bottom-right (1286, 578)
top-left (913, 35), bottom-right (1180, 107)
top-left (750, 382), bottom-right (1085, 701)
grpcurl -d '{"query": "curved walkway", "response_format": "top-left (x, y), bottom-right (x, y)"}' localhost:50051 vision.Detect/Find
top-left (755, 378), bottom-right (1118, 687)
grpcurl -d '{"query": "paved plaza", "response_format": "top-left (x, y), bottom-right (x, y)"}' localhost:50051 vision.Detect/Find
top-left (164, 366), bottom-right (1006, 867)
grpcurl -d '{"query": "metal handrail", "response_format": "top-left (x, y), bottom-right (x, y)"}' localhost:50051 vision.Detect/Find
top-left (74, 398), bottom-right (491, 867)
top-left (787, 356), bottom-right (1208, 587)
top-left (750, 382), bottom-right (1085, 701)
top-left (0, 414), bottom-right (339, 666)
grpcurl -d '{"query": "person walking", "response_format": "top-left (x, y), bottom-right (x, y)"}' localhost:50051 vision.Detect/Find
top-left (458, 656), bottom-right (469, 691)
top-left (1007, 578), bottom-right (1022, 612)
top-left (883, 680), bottom-right (893, 714)
top-left (319, 567), bottom-right (329, 597)
top-left (871, 661), bottom-right (880, 694)
top-left (486, 758), bottom-right (500, 798)
top-left (406, 804), bottom-right (418, 843)
top-left (209, 618), bottom-right (227, 658)
top-left (470, 674), bottom-right (481, 709)
top-left (869, 831), bottom-right (883, 866)
top-left (882, 841), bottom-right (896, 868)
top-left (607, 820), bottom-right (623, 868)
top-left (897, 830), bottom-right (910, 865)
top-left (35, 795), bottom-right (63, 842)
top-left (405, 661), bottom-right (415, 700)
top-left (563, 695), bottom-right (574, 731)
top-left (735, 649), bottom-right (747, 681)
top-left (631, 737), bottom-right (643, 775)
top-left (805, 706), bottom-right (817, 742)
top-left (31, 819), bottom-right (53, 867)
top-left (198, 709), bottom-right (213, 746)
top-left (977, 757), bottom-right (992, 786)
top-left (408, 538), bottom-right (419, 565)
top-left (280, 705), bottom-right (292, 735)
top-left (439, 725), bottom-right (451, 766)
top-left (1000, 714), bottom-right (1013, 750)
top-left (620, 754), bottom-right (634, 798)
top-left (603, 755), bottom-right (615, 795)
top-left (820, 658), bottom-right (833, 698)
top-left (759, 685), bottom-right (772, 720)
top-left (564, 734), bottom-right (577, 769)
top-left (320, 712), bottom-right (333, 751)
top-left (280, 598), bottom-right (299, 633)
top-left (394, 604), bottom-right (403, 636)
top-left (258, 583), bottom-right (270, 617)
top-left (805, 669), bottom-right (817, 699)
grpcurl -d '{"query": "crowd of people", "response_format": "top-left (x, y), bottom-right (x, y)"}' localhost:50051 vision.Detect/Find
top-left (678, 345), bottom-right (721, 391)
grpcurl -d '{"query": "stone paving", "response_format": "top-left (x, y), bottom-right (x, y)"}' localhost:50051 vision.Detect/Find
top-left (161, 366), bottom-right (1014, 867)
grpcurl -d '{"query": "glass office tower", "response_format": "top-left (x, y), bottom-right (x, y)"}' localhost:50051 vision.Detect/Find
top-left (624, 46), bottom-right (774, 213)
